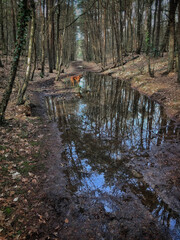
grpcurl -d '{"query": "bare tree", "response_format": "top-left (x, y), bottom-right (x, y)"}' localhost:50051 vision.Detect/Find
top-left (0, 0), bottom-right (31, 123)
top-left (17, 0), bottom-right (36, 105)
top-left (178, 2), bottom-right (180, 83)
top-left (168, 0), bottom-right (178, 72)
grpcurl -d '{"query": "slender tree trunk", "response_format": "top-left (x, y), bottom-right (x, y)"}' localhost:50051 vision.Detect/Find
top-left (168, 0), bottom-right (178, 72)
top-left (0, 0), bottom-right (5, 53)
top-left (51, 0), bottom-right (55, 69)
top-left (40, 0), bottom-right (45, 77)
top-left (56, 31), bottom-right (65, 81)
top-left (0, 0), bottom-right (30, 123)
top-left (119, 0), bottom-right (123, 63)
top-left (127, 5), bottom-right (133, 52)
top-left (5, 0), bottom-right (8, 56)
top-left (103, 2), bottom-right (107, 67)
top-left (136, 0), bottom-right (144, 54)
top-left (30, 39), bottom-right (36, 81)
top-left (161, 23), bottom-right (170, 54)
top-left (111, 13), bottom-right (115, 63)
top-left (146, 0), bottom-right (154, 77)
top-left (178, 2), bottom-right (180, 83)
top-left (0, 57), bottom-right (3, 67)
top-left (56, 0), bottom-right (61, 70)
top-left (10, 0), bottom-right (17, 45)
top-left (112, 0), bottom-right (122, 64)
top-left (56, 0), bottom-right (70, 81)
top-left (152, 0), bottom-right (158, 49)
top-left (154, 0), bottom-right (162, 57)
top-left (146, 0), bottom-right (153, 55)
top-left (17, 1), bottom-right (35, 105)
top-left (47, 0), bottom-right (54, 73)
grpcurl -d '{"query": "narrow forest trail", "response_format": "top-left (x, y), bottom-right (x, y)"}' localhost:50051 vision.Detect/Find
top-left (25, 61), bottom-right (179, 239)
top-left (0, 60), bottom-right (180, 240)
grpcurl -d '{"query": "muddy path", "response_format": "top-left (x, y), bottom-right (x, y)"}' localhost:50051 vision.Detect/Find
top-left (25, 61), bottom-right (180, 240)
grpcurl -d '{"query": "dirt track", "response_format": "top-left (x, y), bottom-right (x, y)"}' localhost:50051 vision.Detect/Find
top-left (0, 60), bottom-right (180, 239)
top-left (26, 61), bottom-right (180, 239)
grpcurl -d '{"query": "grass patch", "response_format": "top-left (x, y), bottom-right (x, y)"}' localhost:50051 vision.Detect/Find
top-left (18, 161), bottom-right (36, 176)
top-left (0, 145), bottom-right (7, 151)
top-left (18, 130), bottom-right (29, 139)
top-left (0, 155), bottom-right (7, 162)
top-left (1, 165), bottom-right (9, 174)
top-left (134, 77), bottom-right (141, 82)
top-left (32, 151), bottom-right (41, 159)
top-left (3, 207), bottom-right (13, 217)
top-left (17, 159), bottom-right (45, 176)
top-left (29, 141), bottom-right (40, 147)
top-left (15, 188), bottom-right (26, 195)
top-left (13, 155), bottom-right (26, 163)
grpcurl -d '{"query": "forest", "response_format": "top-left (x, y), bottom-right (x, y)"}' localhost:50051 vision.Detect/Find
top-left (0, 0), bottom-right (180, 240)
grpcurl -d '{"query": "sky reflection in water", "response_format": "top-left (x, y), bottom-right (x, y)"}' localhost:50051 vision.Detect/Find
top-left (45, 73), bottom-right (180, 239)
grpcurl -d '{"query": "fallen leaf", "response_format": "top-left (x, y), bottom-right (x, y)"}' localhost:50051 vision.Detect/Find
top-left (65, 218), bottom-right (69, 224)
top-left (32, 179), bottom-right (37, 184)
top-left (13, 197), bottom-right (19, 202)
top-left (9, 191), bottom-right (15, 196)
top-left (12, 172), bottom-right (21, 180)
top-left (28, 172), bottom-right (34, 177)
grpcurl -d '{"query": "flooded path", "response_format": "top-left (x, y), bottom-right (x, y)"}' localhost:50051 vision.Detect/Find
top-left (45, 73), bottom-right (180, 240)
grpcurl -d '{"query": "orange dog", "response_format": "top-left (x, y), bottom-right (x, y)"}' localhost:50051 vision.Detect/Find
top-left (70, 75), bottom-right (82, 86)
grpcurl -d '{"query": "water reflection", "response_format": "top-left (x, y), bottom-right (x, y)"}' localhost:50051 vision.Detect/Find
top-left (45, 73), bottom-right (180, 239)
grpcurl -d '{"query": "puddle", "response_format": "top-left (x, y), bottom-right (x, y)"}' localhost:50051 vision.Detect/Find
top-left (46, 73), bottom-right (180, 239)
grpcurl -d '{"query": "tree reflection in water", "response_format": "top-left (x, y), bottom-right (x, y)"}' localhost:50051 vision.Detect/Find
top-left (45, 73), bottom-right (180, 239)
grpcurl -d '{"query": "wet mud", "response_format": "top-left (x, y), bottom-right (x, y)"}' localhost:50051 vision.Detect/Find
top-left (45, 73), bottom-right (180, 240)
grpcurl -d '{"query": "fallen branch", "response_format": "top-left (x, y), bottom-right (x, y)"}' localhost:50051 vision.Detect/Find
top-left (100, 55), bottom-right (140, 72)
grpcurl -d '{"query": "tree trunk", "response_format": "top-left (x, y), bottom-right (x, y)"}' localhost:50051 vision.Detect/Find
top-left (0, 57), bottom-right (3, 67)
top-left (47, 0), bottom-right (55, 73)
top-left (178, 2), bottom-right (180, 83)
top-left (102, 3), bottom-right (107, 67)
top-left (146, 0), bottom-right (153, 55)
top-left (154, 0), bottom-right (162, 57)
top-left (112, 0), bottom-right (122, 64)
top-left (10, 0), bottom-right (17, 45)
top-left (136, 0), bottom-right (144, 54)
top-left (30, 40), bottom-right (36, 81)
top-left (17, 1), bottom-right (35, 105)
top-left (146, 0), bottom-right (154, 77)
top-left (168, 0), bottom-right (178, 72)
top-left (161, 24), bottom-right (170, 54)
top-left (40, 0), bottom-right (45, 78)
top-left (0, 0), bottom-right (5, 53)
top-left (152, 0), bottom-right (158, 49)
top-left (0, 0), bottom-right (30, 123)
top-left (56, 0), bottom-right (61, 70)
top-left (56, 0), bottom-right (70, 81)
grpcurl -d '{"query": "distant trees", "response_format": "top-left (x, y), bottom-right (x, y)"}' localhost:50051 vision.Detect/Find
top-left (79, 0), bottom-right (180, 77)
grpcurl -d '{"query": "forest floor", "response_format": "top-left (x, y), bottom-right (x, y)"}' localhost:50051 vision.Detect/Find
top-left (0, 55), bottom-right (180, 240)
